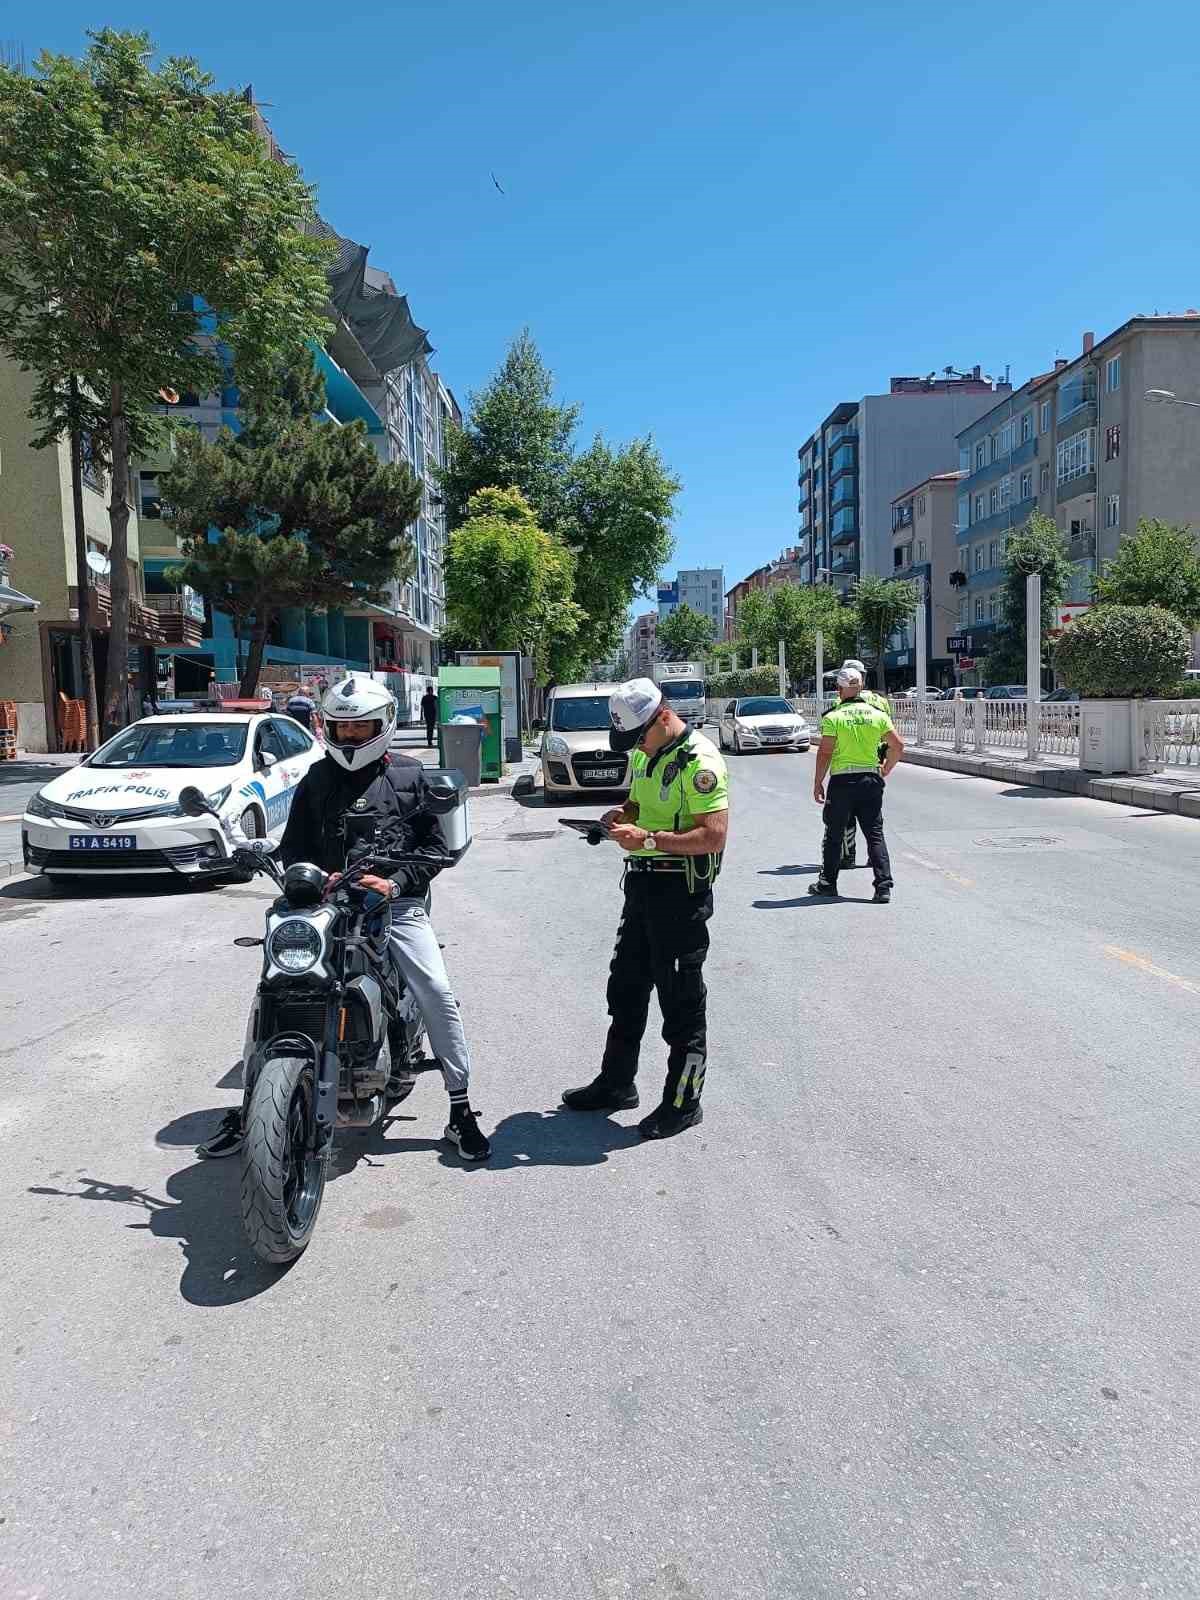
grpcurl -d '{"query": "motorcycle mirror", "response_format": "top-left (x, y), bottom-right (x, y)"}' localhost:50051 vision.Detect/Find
top-left (233, 936), bottom-right (265, 948)
top-left (178, 785), bottom-right (214, 817)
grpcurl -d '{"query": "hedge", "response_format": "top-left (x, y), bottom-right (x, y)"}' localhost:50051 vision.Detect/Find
top-left (706, 668), bottom-right (785, 698)
top-left (1051, 604), bottom-right (1189, 697)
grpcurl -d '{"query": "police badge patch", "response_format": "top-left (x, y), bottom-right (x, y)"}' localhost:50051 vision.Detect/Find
top-left (693, 769), bottom-right (718, 794)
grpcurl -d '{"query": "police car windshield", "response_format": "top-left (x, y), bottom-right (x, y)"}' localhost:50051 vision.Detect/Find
top-left (660, 681), bottom-right (704, 700)
top-left (551, 696), bottom-right (611, 732)
top-left (90, 721), bottom-right (249, 768)
top-left (737, 697), bottom-right (792, 716)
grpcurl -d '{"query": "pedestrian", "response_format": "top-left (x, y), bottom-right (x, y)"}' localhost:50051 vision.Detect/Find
top-left (562, 678), bottom-right (729, 1139)
top-left (809, 667), bottom-right (902, 904)
top-left (285, 688), bottom-right (317, 732)
top-left (420, 682), bottom-right (438, 749)
top-left (833, 657), bottom-right (891, 871)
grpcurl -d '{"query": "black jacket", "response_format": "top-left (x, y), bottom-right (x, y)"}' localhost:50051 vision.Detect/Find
top-left (279, 754), bottom-right (450, 901)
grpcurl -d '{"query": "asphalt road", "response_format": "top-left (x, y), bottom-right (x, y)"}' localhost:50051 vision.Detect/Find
top-left (2, 745), bottom-right (1199, 1598)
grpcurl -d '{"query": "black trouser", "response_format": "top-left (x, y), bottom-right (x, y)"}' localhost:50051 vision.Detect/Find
top-left (836, 742), bottom-right (888, 866)
top-left (423, 715), bottom-right (436, 746)
top-left (821, 774), bottom-right (892, 891)
top-left (599, 872), bottom-right (713, 1110)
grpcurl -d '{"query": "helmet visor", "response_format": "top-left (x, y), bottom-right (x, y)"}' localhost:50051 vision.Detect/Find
top-left (326, 717), bottom-right (384, 750)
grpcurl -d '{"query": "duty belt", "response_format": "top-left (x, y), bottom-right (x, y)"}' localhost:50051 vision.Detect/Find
top-left (625, 857), bottom-right (689, 874)
top-left (831, 764), bottom-right (881, 776)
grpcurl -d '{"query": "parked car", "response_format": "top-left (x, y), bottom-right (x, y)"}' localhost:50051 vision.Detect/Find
top-left (22, 712), bottom-right (323, 883)
top-left (940, 686), bottom-right (983, 700)
top-left (717, 696), bottom-right (810, 755)
top-left (983, 684), bottom-right (1030, 699)
top-left (540, 683), bottom-right (631, 802)
top-left (901, 687), bottom-right (941, 700)
top-left (1043, 688), bottom-right (1079, 702)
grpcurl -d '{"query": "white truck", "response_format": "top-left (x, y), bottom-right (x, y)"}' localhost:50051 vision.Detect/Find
top-left (652, 660), bottom-right (707, 731)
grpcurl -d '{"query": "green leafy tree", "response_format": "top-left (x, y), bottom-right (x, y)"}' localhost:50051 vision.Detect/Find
top-left (1052, 604), bottom-right (1189, 697)
top-left (983, 512), bottom-right (1073, 684)
top-left (439, 333), bottom-right (679, 672)
top-left (1092, 518), bottom-right (1200, 628)
top-left (656, 602), bottom-right (714, 661)
top-left (736, 584), bottom-right (858, 683)
top-left (444, 487), bottom-right (583, 688)
top-left (163, 349), bottom-right (421, 695)
top-left (853, 575), bottom-right (919, 690)
top-left (0, 30), bottom-right (331, 737)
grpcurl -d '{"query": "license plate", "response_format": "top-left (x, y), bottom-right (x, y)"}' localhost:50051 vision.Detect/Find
top-left (765, 735), bottom-right (790, 743)
top-left (589, 766), bottom-right (621, 782)
top-left (69, 834), bottom-right (137, 851)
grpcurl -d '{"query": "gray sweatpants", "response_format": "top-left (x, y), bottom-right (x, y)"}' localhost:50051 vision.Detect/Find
top-left (388, 897), bottom-right (472, 1096)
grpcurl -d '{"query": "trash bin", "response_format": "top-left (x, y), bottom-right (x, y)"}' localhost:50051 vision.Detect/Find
top-left (441, 719), bottom-right (484, 786)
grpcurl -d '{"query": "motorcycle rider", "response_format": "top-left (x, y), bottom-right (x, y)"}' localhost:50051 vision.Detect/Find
top-left (197, 674), bottom-right (490, 1163)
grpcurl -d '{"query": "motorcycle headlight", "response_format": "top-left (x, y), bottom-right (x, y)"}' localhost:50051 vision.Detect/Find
top-left (268, 918), bottom-right (324, 974)
top-left (26, 792), bottom-right (65, 819)
top-left (544, 734), bottom-right (570, 756)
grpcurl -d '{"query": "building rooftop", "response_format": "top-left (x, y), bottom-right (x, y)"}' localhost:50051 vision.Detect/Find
top-left (891, 469), bottom-right (965, 506)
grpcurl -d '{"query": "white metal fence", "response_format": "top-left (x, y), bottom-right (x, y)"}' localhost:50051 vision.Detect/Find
top-left (785, 694), bottom-right (1200, 769)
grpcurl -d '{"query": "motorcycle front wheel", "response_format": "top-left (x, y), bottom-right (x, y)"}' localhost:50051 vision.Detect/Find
top-left (240, 1054), bottom-right (326, 1265)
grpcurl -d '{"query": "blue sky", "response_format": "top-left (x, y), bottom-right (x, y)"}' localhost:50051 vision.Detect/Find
top-left (25, 1), bottom-right (1200, 594)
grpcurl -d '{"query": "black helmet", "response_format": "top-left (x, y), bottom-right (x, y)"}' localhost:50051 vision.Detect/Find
top-left (283, 862), bottom-right (326, 908)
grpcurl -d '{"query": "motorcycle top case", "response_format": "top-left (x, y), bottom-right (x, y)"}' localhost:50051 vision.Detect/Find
top-left (424, 767), bottom-right (471, 860)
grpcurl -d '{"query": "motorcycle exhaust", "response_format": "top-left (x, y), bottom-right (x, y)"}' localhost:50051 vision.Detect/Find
top-left (336, 1094), bottom-right (384, 1128)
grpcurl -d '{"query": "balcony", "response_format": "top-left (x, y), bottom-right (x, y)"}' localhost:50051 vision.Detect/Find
top-left (831, 522), bottom-right (858, 547)
top-left (831, 551), bottom-right (857, 575)
top-left (892, 504), bottom-right (913, 532)
top-left (827, 425), bottom-right (858, 451)
top-left (144, 592), bottom-right (205, 645)
top-left (830, 480), bottom-right (857, 513)
top-left (69, 578), bottom-right (165, 643)
top-left (1067, 528), bottom-right (1096, 562)
top-left (1011, 433), bottom-right (1038, 468)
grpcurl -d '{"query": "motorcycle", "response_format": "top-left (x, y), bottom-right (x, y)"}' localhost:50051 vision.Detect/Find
top-left (179, 772), bottom-right (466, 1266)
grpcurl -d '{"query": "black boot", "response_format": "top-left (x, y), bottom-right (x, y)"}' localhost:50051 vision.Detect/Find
top-left (561, 1076), bottom-right (639, 1111)
top-left (807, 880), bottom-right (838, 898)
top-left (638, 1102), bottom-right (703, 1140)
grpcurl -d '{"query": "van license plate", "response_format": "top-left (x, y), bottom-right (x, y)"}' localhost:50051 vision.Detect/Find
top-left (589, 766), bottom-right (621, 782)
top-left (69, 834), bottom-right (136, 851)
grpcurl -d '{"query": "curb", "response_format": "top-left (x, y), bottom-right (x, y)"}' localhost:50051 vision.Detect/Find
top-left (901, 746), bottom-right (1200, 817)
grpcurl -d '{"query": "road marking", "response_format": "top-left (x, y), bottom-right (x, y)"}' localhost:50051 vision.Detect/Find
top-left (901, 850), bottom-right (974, 889)
top-left (1103, 945), bottom-right (1200, 998)
top-left (0, 813), bottom-right (22, 822)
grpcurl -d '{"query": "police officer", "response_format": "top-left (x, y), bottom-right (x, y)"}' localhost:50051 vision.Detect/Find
top-left (562, 678), bottom-right (729, 1139)
top-left (809, 667), bottom-right (902, 903)
top-left (834, 657), bottom-right (891, 870)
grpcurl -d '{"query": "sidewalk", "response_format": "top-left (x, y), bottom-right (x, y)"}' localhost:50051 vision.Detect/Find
top-left (0, 755), bottom-right (85, 879)
top-left (901, 743), bottom-right (1200, 816)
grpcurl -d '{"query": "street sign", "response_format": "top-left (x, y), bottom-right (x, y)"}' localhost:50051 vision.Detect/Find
top-left (957, 658), bottom-right (975, 670)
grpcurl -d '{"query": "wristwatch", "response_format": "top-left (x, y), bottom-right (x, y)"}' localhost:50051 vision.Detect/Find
top-left (387, 880), bottom-right (404, 902)
top-left (644, 834), bottom-right (658, 852)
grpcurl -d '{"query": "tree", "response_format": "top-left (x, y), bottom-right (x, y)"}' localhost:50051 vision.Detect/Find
top-left (444, 487), bottom-right (583, 689)
top-left (656, 602), bottom-right (714, 661)
top-left (1052, 605), bottom-right (1189, 697)
top-left (162, 349), bottom-right (422, 695)
top-left (439, 333), bottom-right (679, 674)
top-left (983, 512), bottom-right (1073, 684)
top-left (736, 584), bottom-right (858, 685)
top-left (852, 576), bottom-right (919, 690)
top-left (1092, 518), bottom-right (1200, 628)
top-left (0, 31), bottom-right (331, 736)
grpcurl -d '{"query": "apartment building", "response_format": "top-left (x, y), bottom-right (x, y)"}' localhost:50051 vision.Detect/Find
top-left (952, 314), bottom-right (1200, 673)
top-left (796, 370), bottom-right (1006, 594)
top-left (724, 547), bottom-right (805, 638)
top-left (886, 471), bottom-right (964, 686)
top-left (626, 611), bottom-right (658, 676)
top-left (658, 568), bottom-right (725, 634)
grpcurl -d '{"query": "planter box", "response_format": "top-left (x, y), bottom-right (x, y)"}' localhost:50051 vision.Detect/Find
top-left (1079, 699), bottom-right (1162, 775)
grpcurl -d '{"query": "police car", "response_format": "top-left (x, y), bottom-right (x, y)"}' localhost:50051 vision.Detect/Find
top-left (22, 713), bottom-right (323, 882)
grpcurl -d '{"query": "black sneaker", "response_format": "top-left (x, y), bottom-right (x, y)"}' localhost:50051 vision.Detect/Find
top-left (444, 1106), bottom-right (491, 1162)
top-left (873, 887), bottom-right (892, 904)
top-left (196, 1109), bottom-right (243, 1159)
top-left (638, 1102), bottom-right (703, 1140)
top-left (807, 881), bottom-right (838, 898)
top-left (561, 1077), bottom-right (639, 1112)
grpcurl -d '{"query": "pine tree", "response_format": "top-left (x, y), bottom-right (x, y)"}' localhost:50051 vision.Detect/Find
top-left (163, 349), bottom-right (422, 694)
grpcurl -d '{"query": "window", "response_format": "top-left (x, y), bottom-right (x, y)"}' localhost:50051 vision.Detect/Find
top-left (1021, 411), bottom-right (1033, 443)
top-left (989, 541), bottom-right (1001, 568)
top-left (917, 494), bottom-right (927, 517)
top-left (957, 495), bottom-right (970, 532)
top-left (139, 471), bottom-right (162, 520)
top-left (1040, 463), bottom-right (1051, 495)
top-left (274, 718), bottom-right (314, 758)
top-left (1020, 469), bottom-right (1033, 501)
top-left (990, 433), bottom-right (999, 463)
top-left (974, 493), bottom-right (985, 521)
top-left (917, 539), bottom-right (927, 561)
top-left (894, 543), bottom-right (912, 570)
top-left (1058, 372), bottom-right (1092, 420)
top-left (989, 485), bottom-right (1000, 515)
top-left (80, 430), bottom-right (101, 491)
top-left (974, 543), bottom-right (985, 572)
top-left (1057, 427), bottom-right (1095, 484)
top-left (959, 444), bottom-right (971, 472)
top-left (987, 593), bottom-right (1000, 621)
top-left (1105, 493), bottom-right (1120, 529)
top-left (974, 597), bottom-right (985, 622)
top-left (975, 442), bottom-right (986, 471)
top-left (1105, 354), bottom-right (1122, 392)
top-left (959, 597), bottom-right (968, 626)
top-left (1000, 422), bottom-right (1014, 455)
top-left (1105, 424), bottom-right (1121, 461)
top-left (999, 474), bottom-right (1012, 508)
top-left (1040, 400), bottom-right (1052, 433)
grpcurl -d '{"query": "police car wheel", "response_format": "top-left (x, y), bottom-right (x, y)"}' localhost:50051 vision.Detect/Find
top-left (239, 806), bottom-right (262, 840)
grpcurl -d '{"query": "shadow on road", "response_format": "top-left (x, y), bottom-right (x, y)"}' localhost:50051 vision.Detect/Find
top-left (0, 874), bottom-right (199, 904)
top-left (28, 1155), bottom-right (288, 1306)
top-left (757, 863), bottom-right (821, 876)
top-left (752, 894), bottom-right (879, 909)
top-left (328, 1105), bottom-right (641, 1176)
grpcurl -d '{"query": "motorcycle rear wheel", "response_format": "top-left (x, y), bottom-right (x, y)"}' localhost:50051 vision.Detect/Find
top-left (240, 1054), bottom-right (326, 1265)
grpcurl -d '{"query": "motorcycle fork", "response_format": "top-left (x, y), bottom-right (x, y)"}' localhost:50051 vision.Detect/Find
top-left (313, 992), bottom-right (342, 1161)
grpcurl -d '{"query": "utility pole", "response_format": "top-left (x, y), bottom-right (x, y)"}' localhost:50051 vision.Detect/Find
top-left (67, 376), bottom-right (100, 750)
top-left (815, 628), bottom-right (824, 710)
top-left (915, 576), bottom-right (928, 746)
top-left (777, 638), bottom-right (786, 698)
top-left (1026, 572), bottom-right (1041, 761)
